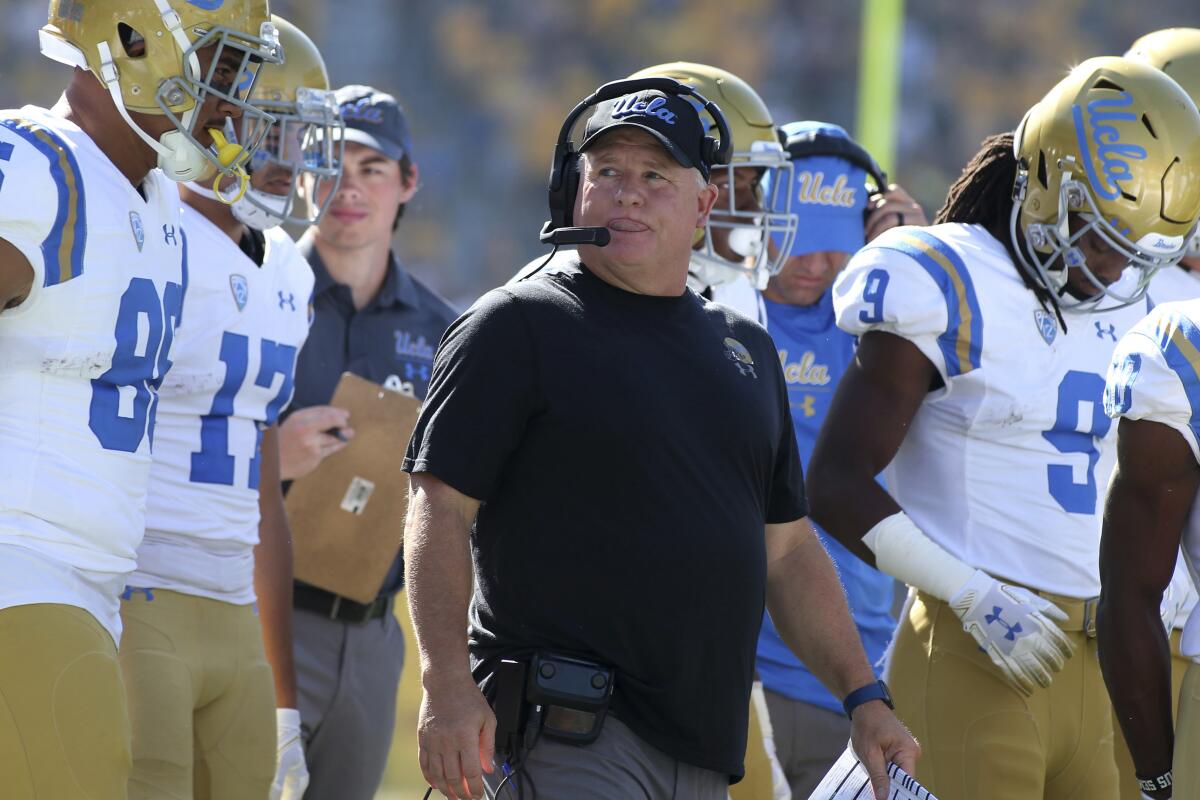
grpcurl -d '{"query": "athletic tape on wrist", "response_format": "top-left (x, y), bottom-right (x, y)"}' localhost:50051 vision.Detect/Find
top-left (862, 511), bottom-right (975, 601)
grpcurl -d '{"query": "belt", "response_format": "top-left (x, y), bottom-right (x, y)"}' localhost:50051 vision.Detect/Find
top-left (293, 583), bottom-right (390, 624)
top-left (1034, 590), bottom-right (1099, 638)
top-left (915, 587), bottom-right (1099, 638)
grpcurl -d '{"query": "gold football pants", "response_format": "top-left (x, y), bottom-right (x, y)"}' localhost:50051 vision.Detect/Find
top-left (0, 602), bottom-right (132, 800)
top-left (119, 588), bottom-right (275, 800)
top-left (887, 589), bottom-right (1117, 800)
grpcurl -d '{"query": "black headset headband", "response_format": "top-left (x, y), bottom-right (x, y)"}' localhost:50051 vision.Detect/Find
top-left (782, 129), bottom-right (888, 191)
top-left (540, 77), bottom-right (733, 245)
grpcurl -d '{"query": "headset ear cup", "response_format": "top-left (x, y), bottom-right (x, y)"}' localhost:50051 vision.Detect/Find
top-left (562, 154), bottom-right (581, 227)
top-left (547, 150), bottom-right (580, 231)
top-left (702, 137), bottom-right (719, 169)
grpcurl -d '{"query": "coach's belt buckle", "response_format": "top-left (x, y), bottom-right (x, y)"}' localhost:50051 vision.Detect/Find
top-left (1082, 596), bottom-right (1099, 639)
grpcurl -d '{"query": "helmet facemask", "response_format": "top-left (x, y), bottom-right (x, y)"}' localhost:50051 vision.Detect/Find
top-left (1011, 156), bottom-right (1192, 312)
top-left (233, 87), bottom-right (344, 230)
top-left (89, 1), bottom-right (282, 192)
top-left (692, 145), bottom-right (798, 290)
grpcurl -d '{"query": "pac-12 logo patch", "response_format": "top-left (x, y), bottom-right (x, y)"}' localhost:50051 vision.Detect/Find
top-left (724, 337), bottom-right (757, 379)
top-left (229, 274), bottom-right (249, 311)
top-left (129, 211), bottom-right (145, 252)
top-left (1033, 309), bottom-right (1057, 346)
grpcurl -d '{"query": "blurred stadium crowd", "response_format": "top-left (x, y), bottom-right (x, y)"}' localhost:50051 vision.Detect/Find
top-left (3, 0), bottom-right (1197, 309)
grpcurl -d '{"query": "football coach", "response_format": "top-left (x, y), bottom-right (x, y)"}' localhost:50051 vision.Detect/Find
top-left (402, 78), bottom-right (919, 800)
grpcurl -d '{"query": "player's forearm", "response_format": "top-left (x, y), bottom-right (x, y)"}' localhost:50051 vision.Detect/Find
top-left (766, 522), bottom-right (877, 699)
top-left (1098, 481), bottom-right (1175, 778)
top-left (1098, 584), bottom-right (1173, 778)
top-left (254, 505), bottom-right (299, 708)
top-left (404, 475), bottom-right (478, 690)
top-left (255, 426), bottom-right (299, 708)
top-left (806, 456), bottom-right (901, 565)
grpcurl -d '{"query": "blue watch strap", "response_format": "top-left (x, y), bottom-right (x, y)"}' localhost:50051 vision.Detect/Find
top-left (842, 680), bottom-right (894, 718)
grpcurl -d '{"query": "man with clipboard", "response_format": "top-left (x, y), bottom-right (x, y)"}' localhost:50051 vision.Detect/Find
top-left (277, 85), bottom-right (458, 800)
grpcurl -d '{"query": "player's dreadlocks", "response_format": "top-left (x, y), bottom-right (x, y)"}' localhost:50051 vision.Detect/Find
top-left (935, 132), bottom-right (1019, 260)
top-left (935, 131), bottom-right (1064, 325)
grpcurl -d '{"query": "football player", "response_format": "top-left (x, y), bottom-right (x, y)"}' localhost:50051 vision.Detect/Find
top-left (754, 120), bottom-right (928, 800)
top-left (807, 57), bottom-right (1200, 800)
top-left (1132, 28), bottom-right (1200, 306)
top-left (1099, 27), bottom-right (1200, 800)
top-left (0, 2), bottom-right (279, 798)
top-left (1097, 27), bottom-right (1200, 800)
top-left (118, 16), bottom-right (335, 800)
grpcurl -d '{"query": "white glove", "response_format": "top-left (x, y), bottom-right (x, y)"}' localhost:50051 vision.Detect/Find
top-left (270, 708), bottom-right (309, 800)
top-left (1161, 557), bottom-right (1196, 632)
top-left (948, 570), bottom-right (1075, 696)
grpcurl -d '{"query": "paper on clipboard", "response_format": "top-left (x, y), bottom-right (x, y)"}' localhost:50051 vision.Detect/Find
top-left (286, 372), bottom-right (421, 603)
top-left (807, 747), bottom-right (936, 800)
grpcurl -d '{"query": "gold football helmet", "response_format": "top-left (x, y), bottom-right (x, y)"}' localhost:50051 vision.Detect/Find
top-left (1012, 56), bottom-right (1200, 310)
top-left (1126, 28), bottom-right (1200, 259)
top-left (628, 62), bottom-right (798, 288)
top-left (232, 15), bottom-right (342, 230)
top-left (40, 0), bottom-right (282, 189)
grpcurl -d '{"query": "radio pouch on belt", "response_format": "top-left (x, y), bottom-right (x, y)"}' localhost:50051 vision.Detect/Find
top-left (525, 652), bottom-right (614, 745)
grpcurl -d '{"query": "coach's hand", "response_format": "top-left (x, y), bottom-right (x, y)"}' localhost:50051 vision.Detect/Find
top-left (849, 701), bottom-right (920, 800)
top-left (270, 708), bottom-right (309, 800)
top-left (419, 674), bottom-right (496, 800)
top-left (864, 184), bottom-right (928, 243)
top-left (949, 569), bottom-right (1075, 695)
top-left (277, 405), bottom-right (354, 481)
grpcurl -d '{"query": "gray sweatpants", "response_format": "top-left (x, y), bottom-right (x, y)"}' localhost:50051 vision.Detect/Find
top-left (484, 715), bottom-right (727, 800)
top-left (293, 601), bottom-right (405, 800)
top-left (762, 687), bottom-right (849, 800)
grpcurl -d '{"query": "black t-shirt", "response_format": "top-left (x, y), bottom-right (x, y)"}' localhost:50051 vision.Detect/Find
top-left (402, 260), bottom-right (807, 778)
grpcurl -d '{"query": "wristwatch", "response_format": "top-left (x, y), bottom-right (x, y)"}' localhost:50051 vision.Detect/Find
top-left (843, 680), bottom-right (894, 719)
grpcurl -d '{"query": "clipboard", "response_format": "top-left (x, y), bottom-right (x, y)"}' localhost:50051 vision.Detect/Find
top-left (807, 747), bottom-right (937, 800)
top-left (286, 371), bottom-right (420, 603)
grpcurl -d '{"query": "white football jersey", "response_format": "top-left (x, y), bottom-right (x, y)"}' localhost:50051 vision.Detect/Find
top-left (0, 106), bottom-right (186, 642)
top-left (834, 223), bottom-right (1147, 598)
top-left (1104, 301), bottom-right (1200, 656)
top-left (1150, 265), bottom-right (1200, 306)
top-left (1141, 266), bottom-right (1200, 630)
top-left (131, 208), bottom-right (313, 603)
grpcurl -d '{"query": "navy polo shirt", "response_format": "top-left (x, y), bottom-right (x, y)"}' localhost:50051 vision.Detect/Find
top-left (290, 232), bottom-right (459, 596)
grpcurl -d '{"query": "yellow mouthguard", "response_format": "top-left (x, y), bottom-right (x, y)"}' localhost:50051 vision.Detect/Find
top-left (207, 128), bottom-right (251, 204)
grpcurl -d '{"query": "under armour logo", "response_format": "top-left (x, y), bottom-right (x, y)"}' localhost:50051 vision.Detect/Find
top-left (162, 224), bottom-right (178, 247)
top-left (121, 586), bottom-right (156, 602)
top-left (1095, 322), bottom-right (1117, 341)
top-left (985, 606), bottom-right (1022, 641)
top-left (278, 291), bottom-right (296, 311)
top-left (799, 395), bottom-right (816, 418)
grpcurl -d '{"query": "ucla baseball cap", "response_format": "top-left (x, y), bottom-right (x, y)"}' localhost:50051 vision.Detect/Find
top-left (331, 84), bottom-right (414, 162)
top-left (769, 121), bottom-right (868, 256)
top-left (580, 90), bottom-right (712, 180)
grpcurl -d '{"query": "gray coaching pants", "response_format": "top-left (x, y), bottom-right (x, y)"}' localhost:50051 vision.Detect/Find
top-left (763, 687), bottom-right (850, 800)
top-left (484, 715), bottom-right (728, 800)
top-left (293, 600), bottom-right (405, 800)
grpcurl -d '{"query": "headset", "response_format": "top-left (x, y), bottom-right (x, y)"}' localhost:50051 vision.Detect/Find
top-left (539, 77), bottom-right (733, 248)
top-left (780, 128), bottom-right (889, 223)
